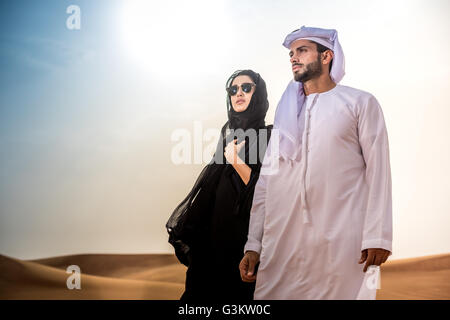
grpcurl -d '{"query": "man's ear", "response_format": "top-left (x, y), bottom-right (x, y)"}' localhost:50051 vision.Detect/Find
top-left (322, 49), bottom-right (334, 65)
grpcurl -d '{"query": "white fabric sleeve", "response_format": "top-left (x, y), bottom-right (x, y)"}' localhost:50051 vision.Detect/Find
top-left (243, 130), bottom-right (277, 255)
top-left (243, 171), bottom-right (267, 255)
top-left (358, 94), bottom-right (393, 254)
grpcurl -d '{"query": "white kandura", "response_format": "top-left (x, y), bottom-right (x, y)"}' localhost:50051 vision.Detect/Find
top-left (244, 26), bottom-right (392, 300)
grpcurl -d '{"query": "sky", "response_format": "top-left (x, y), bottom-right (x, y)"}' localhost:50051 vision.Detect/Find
top-left (0, 0), bottom-right (449, 260)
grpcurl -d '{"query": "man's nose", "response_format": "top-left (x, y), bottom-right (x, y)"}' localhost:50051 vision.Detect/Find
top-left (290, 55), bottom-right (298, 64)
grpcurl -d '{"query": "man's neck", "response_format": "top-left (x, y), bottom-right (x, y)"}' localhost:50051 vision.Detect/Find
top-left (302, 75), bottom-right (336, 96)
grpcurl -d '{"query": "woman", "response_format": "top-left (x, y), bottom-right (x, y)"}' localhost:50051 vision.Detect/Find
top-left (166, 69), bottom-right (272, 301)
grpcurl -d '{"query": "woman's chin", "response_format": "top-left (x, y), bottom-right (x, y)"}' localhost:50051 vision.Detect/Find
top-left (233, 105), bottom-right (248, 112)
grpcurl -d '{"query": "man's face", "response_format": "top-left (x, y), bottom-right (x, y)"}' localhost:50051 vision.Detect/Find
top-left (289, 39), bottom-right (322, 83)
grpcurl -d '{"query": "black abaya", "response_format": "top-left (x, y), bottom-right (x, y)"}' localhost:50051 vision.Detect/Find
top-left (180, 164), bottom-right (258, 302)
top-left (166, 70), bottom-right (272, 302)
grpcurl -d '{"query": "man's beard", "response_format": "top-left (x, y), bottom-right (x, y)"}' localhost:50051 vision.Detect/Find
top-left (293, 56), bottom-right (322, 82)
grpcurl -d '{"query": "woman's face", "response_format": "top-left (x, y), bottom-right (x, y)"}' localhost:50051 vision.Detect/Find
top-left (229, 75), bottom-right (255, 112)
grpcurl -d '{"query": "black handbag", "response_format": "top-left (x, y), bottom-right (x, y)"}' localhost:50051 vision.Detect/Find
top-left (166, 162), bottom-right (221, 266)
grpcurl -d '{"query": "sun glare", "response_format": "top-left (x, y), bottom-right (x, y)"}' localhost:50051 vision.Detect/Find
top-left (119, 0), bottom-right (228, 78)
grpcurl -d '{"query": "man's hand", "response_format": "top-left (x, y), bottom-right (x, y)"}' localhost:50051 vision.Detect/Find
top-left (239, 251), bottom-right (260, 282)
top-left (359, 248), bottom-right (390, 272)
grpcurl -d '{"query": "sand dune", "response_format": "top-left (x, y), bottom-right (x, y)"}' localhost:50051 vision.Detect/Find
top-left (0, 254), bottom-right (186, 300)
top-left (0, 252), bottom-right (448, 299)
top-left (30, 253), bottom-right (183, 280)
top-left (376, 253), bottom-right (450, 300)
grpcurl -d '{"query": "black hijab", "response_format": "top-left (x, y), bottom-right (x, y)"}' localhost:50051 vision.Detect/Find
top-left (166, 70), bottom-right (272, 266)
top-left (227, 69), bottom-right (269, 132)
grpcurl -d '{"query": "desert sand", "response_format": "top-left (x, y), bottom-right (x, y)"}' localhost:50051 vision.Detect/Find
top-left (0, 252), bottom-right (448, 300)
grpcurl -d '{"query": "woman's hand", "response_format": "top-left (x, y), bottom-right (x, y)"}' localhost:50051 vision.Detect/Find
top-left (224, 139), bottom-right (251, 185)
top-left (224, 139), bottom-right (245, 165)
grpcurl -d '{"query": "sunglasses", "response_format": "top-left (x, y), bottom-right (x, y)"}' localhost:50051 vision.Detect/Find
top-left (226, 83), bottom-right (256, 96)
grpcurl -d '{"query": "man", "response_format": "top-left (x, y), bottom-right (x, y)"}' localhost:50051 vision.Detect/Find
top-left (239, 26), bottom-right (393, 299)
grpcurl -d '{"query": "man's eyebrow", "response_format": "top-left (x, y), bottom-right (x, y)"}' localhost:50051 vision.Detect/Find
top-left (289, 45), bottom-right (310, 56)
